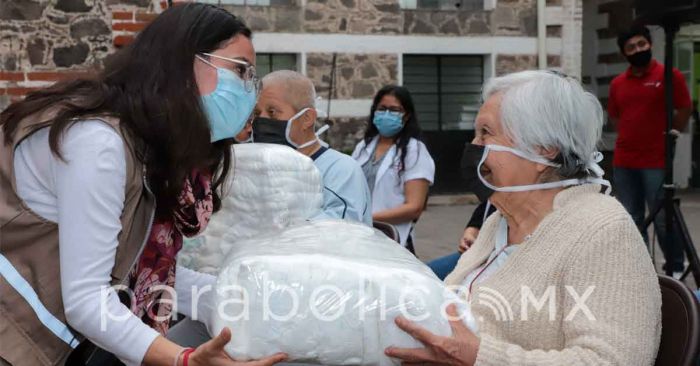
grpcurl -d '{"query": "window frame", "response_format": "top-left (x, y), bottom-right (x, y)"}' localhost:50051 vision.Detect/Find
top-left (402, 54), bottom-right (484, 132)
top-left (255, 52), bottom-right (299, 78)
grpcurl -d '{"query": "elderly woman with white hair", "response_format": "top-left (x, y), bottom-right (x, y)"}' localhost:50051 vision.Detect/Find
top-left (385, 70), bottom-right (662, 365)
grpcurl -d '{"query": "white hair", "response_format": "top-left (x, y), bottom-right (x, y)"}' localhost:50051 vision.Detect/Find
top-left (261, 70), bottom-right (317, 111)
top-left (482, 70), bottom-right (604, 178)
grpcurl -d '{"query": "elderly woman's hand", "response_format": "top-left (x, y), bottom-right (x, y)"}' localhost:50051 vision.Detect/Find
top-left (384, 304), bottom-right (480, 366)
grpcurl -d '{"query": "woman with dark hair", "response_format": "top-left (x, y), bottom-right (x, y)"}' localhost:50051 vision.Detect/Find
top-left (0, 3), bottom-right (285, 366)
top-left (351, 85), bottom-right (435, 252)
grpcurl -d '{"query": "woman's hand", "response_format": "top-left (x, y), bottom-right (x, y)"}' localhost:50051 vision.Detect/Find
top-left (372, 179), bottom-right (430, 225)
top-left (385, 304), bottom-right (480, 366)
top-left (458, 227), bottom-right (480, 253)
top-left (189, 328), bottom-right (287, 366)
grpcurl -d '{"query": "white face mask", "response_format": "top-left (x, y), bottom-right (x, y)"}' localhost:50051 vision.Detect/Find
top-left (285, 108), bottom-right (329, 149)
top-left (315, 124), bottom-right (330, 148)
top-left (476, 144), bottom-right (611, 194)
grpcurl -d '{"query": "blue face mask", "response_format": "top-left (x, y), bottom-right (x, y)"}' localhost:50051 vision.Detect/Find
top-left (373, 110), bottom-right (404, 137)
top-left (198, 56), bottom-right (257, 142)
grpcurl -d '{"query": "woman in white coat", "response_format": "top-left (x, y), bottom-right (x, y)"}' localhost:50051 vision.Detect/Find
top-left (352, 86), bottom-right (435, 252)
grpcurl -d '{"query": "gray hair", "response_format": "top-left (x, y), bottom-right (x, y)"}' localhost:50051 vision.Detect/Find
top-left (261, 70), bottom-right (317, 111)
top-left (482, 70), bottom-right (604, 178)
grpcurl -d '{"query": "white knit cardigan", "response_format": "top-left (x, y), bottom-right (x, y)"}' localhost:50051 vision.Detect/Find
top-left (445, 184), bottom-right (662, 365)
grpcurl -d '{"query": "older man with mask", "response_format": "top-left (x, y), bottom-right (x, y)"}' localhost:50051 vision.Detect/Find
top-left (252, 70), bottom-right (372, 225)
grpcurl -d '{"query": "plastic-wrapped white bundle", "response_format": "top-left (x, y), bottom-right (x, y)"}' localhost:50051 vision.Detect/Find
top-left (178, 143), bottom-right (323, 274)
top-left (211, 220), bottom-right (477, 366)
top-left (179, 144), bottom-right (476, 365)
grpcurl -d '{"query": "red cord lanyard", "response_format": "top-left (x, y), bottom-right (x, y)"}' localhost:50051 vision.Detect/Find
top-left (467, 218), bottom-right (509, 301)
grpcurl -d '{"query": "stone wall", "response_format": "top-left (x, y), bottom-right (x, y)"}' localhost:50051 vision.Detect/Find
top-left (321, 117), bottom-right (368, 153)
top-left (0, 0), bottom-right (110, 106)
top-left (221, 3), bottom-right (304, 33)
top-left (0, 0), bottom-right (159, 109)
top-left (1, 0), bottom-right (545, 110)
top-left (495, 55), bottom-right (562, 76)
top-left (495, 54), bottom-right (538, 75)
top-left (402, 9), bottom-right (490, 35)
top-left (1, 0), bottom-right (552, 138)
top-left (306, 53), bottom-right (398, 100)
top-left (223, 0), bottom-right (536, 36)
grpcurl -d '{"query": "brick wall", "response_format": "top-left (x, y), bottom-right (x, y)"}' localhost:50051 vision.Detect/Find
top-left (0, 70), bottom-right (94, 103)
top-left (111, 7), bottom-right (160, 47)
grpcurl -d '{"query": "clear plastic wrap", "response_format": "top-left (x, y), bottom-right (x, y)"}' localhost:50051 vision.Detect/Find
top-left (210, 220), bottom-right (477, 366)
top-left (177, 144), bottom-right (476, 365)
top-left (178, 143), bottom-right (323, 274)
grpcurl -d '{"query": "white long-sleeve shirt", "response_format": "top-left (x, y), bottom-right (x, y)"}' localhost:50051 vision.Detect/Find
top-left (13, 120), bottom-right (215, 365)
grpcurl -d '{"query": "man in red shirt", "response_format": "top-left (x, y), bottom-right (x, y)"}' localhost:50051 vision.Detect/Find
top-left (608, 25), bottom-right (692, 275)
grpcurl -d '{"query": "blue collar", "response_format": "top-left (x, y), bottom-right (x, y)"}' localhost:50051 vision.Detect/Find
top-left (310, 146), bottom-right (328, 161)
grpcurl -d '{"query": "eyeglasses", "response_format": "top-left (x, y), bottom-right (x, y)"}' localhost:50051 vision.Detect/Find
top-left (376, 106), bottom-right (404, 114)
top-left (200, 52), bottom-right (261, 94)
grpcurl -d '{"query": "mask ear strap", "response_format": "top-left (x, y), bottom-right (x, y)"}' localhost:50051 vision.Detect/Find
top-left (483, 200), bottom-right (492, 224)
top-left (476, 146), bottom-right (495, 190)
top-left (316, 124), bottom-right (330, 136)
top-left (286, 108), bottom-right (314, 148)
top-left (583, 151), bottom-right (605, 178)
top-left (316, 124), bottom-right (330, 148)
top-left (477, 145), bottom-right (585, 192)
top-left (290, 107), bottom-right (311, 122)
top-left (585, 177), bottom-right (612, 195)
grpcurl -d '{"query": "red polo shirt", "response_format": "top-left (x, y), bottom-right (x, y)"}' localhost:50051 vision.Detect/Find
top-left (608, 59), bottom-right (691, 169)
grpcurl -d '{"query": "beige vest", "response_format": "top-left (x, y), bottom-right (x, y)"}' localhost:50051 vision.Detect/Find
top-left (0, 110), bottom-right (155, 365)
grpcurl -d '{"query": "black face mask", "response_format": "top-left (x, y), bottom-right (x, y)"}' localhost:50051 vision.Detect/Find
top-left (460, 143), bottom-right (494, 202)
top-left (626, 49), bottom-right (652, 68)
top-left (252, 117), bottom-right (294, 148)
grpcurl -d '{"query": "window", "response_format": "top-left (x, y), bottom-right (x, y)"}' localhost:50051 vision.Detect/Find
top-left (674, 41), bottom-right (694, 99)
top-left (256, 53), bottom-right (297, 77)
top-left (399, 0), bottom-right (483, 11)
top-left (197, 0), bottom-right (293, 6)
top-left (403, 55), bottom-right (484, 131)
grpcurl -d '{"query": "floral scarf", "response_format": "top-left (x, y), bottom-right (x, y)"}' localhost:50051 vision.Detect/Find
top-left (127, 169), bottom-right (213, 335)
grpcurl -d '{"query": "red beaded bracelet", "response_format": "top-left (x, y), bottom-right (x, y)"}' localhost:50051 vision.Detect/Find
top-left (182, 348), bottom-right (196, 366)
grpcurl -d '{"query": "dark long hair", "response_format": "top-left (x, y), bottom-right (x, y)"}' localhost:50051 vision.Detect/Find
top-left (363, 85), bottom-right (422, 174)
top-left (1, 3), bottom-right (251, 216)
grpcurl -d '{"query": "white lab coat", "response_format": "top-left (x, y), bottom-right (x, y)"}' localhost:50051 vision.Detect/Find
top-left (351, 136), bottom-right (435, 246)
